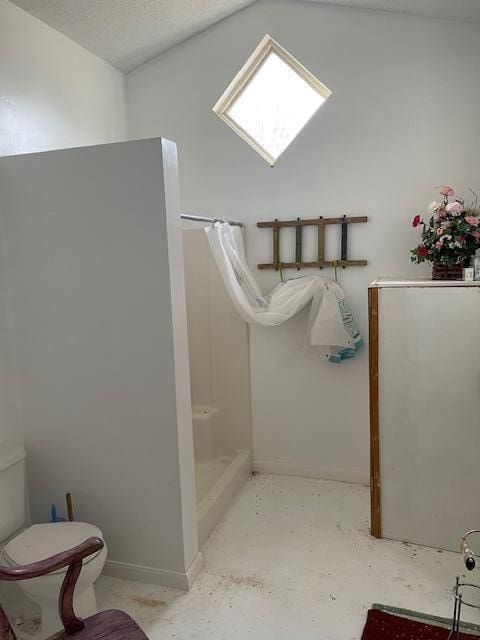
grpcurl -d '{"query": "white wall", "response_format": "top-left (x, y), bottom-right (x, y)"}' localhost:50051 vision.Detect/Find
top-left (126, 0), bottom-right (480, 483)
top-left (0, 0), bottom-right (126, 156)
top-left (0, 139), bottom-right (198, 588)
top-left (0, 0), bottom-right (127, 444)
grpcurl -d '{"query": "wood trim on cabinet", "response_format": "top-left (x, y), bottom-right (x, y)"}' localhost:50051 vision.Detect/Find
top-left (368, 286), bottom-right (381, 538)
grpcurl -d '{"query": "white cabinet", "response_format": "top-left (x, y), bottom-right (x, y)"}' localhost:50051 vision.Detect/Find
top-left (369, 280), bottom-right (480, 551)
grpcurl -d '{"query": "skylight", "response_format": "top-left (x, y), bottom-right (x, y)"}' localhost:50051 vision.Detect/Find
top-left (213, 35), bottom-right (332, 165)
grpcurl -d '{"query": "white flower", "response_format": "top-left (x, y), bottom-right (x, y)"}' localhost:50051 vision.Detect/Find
top-left (428, 201), bottom-right (439, 214)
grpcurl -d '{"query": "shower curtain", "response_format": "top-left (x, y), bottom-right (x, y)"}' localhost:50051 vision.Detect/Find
top-left (204, 222), bottom-right (363, 362)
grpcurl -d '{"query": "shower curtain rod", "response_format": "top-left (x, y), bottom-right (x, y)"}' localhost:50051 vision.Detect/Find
top-left (180, 213), bottom-right (243, 227)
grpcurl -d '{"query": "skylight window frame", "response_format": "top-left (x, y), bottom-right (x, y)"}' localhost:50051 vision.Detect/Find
top-left (213, 34), bottom-right (332, 165)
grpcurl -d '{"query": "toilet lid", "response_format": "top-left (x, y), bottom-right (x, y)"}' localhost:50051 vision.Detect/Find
top-left (3, 522), bottom-right (103, 568)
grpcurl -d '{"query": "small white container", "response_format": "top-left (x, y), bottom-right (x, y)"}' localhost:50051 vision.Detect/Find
top-left (463, 267), bottom-right (474, 282)
top-left (470, 251), bottom-right (480, 280)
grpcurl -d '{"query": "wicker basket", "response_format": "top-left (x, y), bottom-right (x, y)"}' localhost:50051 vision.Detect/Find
top-left (432, 263), bottom-right (464, 280)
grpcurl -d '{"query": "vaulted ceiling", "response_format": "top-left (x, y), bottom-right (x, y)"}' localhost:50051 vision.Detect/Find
top-left (304, 0), bottom-right (480, 24)
top-left (10, 0), bottom-right (480, 73)
top-left (9, 0), bottom-right (257, 72)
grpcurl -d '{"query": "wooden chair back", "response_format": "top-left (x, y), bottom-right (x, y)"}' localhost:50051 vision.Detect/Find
top-left (0, 537), bottom-right (104, 639)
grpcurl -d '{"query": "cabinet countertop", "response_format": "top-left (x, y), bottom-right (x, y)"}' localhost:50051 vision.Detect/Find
top-left (370, 278), bottom-right (480, 288)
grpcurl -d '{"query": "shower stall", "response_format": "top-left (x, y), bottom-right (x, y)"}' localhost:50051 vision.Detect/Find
top-left (0, 138), bottom-right (250, 588)
top-left (182, 226), bottom-right (252, 545)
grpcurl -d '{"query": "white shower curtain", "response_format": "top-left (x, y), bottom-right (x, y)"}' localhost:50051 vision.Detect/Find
top-left (204, 222), bottom-right (363, 362)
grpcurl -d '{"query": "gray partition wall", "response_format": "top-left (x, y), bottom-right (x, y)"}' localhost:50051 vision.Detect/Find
top-left (0, 138), bottom-right (200, 589)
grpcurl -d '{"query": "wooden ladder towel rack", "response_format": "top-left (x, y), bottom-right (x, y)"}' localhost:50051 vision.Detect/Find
top-left (257, 215), bottom-right (368, 271)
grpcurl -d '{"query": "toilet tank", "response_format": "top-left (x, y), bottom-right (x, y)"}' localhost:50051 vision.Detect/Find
top-left (0, 441), bottom-right (27, 542)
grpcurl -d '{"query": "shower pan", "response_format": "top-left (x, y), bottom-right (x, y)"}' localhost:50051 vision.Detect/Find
top-left (182, 227), bottom-right (252, 546)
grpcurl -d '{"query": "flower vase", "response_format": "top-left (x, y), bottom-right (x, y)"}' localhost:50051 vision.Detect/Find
top-left (431, 263), bottom-right (464, 280)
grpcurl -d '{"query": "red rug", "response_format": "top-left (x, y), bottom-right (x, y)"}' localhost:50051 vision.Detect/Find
top-left (362, 609), bottom-right (480, 640)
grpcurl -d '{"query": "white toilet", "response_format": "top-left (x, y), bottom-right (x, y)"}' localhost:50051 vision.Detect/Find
top-left (0, 441), bottom-right (108, 639)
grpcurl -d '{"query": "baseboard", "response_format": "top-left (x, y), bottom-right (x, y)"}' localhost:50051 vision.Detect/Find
top-left (103, 551), bottom-right (203, 591)
top-left (185, 550), bottom-right (204, 589)
top-left (252, 460), bottom-right (369, 485)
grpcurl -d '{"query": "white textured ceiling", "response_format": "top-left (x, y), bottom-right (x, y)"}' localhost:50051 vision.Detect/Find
top-left (10, 0), bottom-right (480, 73)
top-left (303, 0), bottom-right (480, 24)
top-left (9, 0), bottom-right (258, 72)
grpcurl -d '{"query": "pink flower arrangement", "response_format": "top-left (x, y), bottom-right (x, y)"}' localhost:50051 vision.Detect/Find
top-left (440, 186), bottom-right (455, 197)
top-left (417, 245), bottom-right (428, 257)
top-left (411, 186), bottom-right (480, 267)
top-left (412, 214), bottom-right (421, 228)
top-left (446, 201), bottom-right (462, 215)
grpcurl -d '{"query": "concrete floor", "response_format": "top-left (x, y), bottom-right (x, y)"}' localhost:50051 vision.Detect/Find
top-left (96, 474), bottom-right (477, 639)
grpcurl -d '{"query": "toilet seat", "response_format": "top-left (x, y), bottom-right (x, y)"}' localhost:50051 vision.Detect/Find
top-left (3, 522), bottom-right (104, 575)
